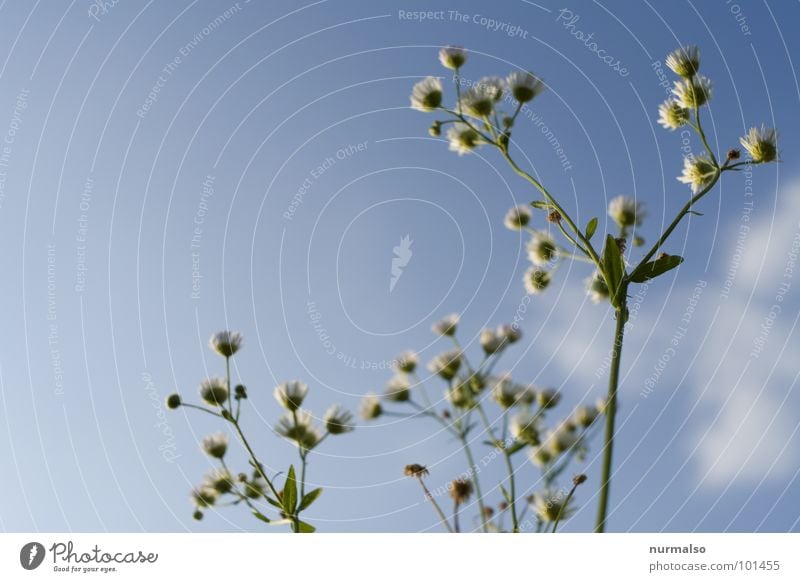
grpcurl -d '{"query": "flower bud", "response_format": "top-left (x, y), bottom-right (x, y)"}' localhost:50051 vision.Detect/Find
top-left (166, 393), bottom-right (181, 409)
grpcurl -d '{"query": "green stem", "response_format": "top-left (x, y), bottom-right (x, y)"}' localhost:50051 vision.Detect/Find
top-left (552, 483), bottom-right (579, 534)
top-left (417, 477), bottom-right (454, 533)
top-left (594, 296), bottom-right (627, 533)
top-left (475, 403), bottom-right (519, 533)
top-left (459, 433), bottom-right (489, 532)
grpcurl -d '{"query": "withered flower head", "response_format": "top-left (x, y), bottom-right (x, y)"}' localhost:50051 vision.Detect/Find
top-left (404, 464), bottom-right (429, 478)
top-left (449, 478), bottom-right (474, 505)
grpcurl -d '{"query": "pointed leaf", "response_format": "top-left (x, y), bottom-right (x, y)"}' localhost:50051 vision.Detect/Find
top-left (602, 235), bottom-right (624, 307)
top-left (298, 488), bottom-right (323, 512)
top-left (297, 520), bottom-right (316, 533)
top-left (251, 510), bottom-right (271, 523)
top-left (585, 217), bottom-right (598, 240)
top-left (630, 255), bottom-right (684, 283)
top-left (530, 200), bottom-right (550, 210)
top-left (282, 465), bottom-right (298, 515)
top-left (499, 483), bottom-right (511, 504)
top-left (265, 496), bottom-right (283, 510)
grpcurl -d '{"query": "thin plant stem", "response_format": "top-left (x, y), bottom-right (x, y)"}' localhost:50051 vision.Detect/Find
top-left (459, 432), bottom-right (488, 533)
top-left (453, 500), bottom-right (461, 533)
top-left (417, 477), bottom-right (454, 533)
top-left (475, 402), bottom-right (519, 533)
top-left (552, 482), bottom-right (579, 534)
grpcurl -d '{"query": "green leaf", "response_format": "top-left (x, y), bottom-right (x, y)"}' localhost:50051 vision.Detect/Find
top-left (585, 217), bottom-right (598, 240)
top-left (687, 210), bottom-right (704, 217)
top-left (282, 465), bottom-right (298, 515)
top-left (602, 235), bottom-right (624, 307)
top-left (530, 200), bottom-right (550, 210)
top-left (251, 510), bottom-right (271, 523)
top-left (297, 521), bottom-right (316, 533)
top-left (499, 483), bottom-right (511, 504)
top-left (630, 254), bottom-right (684, 283)
top-left (298, 488), bottom-right (323, 512)
top-left (265, 496), bottom-right (283, 510)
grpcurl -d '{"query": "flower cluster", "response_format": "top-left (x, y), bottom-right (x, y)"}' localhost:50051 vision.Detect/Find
top-left (167, 330), bottom-right (354, 532)
top-left (365, 314), bottom-right (603, 532)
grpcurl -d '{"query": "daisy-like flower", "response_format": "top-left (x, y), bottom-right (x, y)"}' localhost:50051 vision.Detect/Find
top-left (276, 410), bottom-right (322, 450)
top-left (394, 351), bottom-right (418, 373)
top-left (427, 349), bottom-right (462, 381)
top-left (199, 377), bottom-right (228, 407)
top-left (528, 445), bottom-right (552, 468)
top-left (209, 330), bottom-right (243, 358)
top-left (491, 374), bottom-right (522, 409)
top-left (203, 468), bottom-right (234, 494)
top-left (324, 404), bottom-right (355, 435)
top-left (410, 76), bottom-right (443, 112)
top-left (537, 388), bottom-right (560, 409)
top-left (532, 489), bottom-right (576, 522)
top-left (608, 195), bottom-right (645, 229)
top-left (360, 393), bottom-right (382, 420)
top-left (739, 125), bottom-right (778, 163)
top-left (504, 205), bottom-right (532, 230)
top-left (510, 410), bottom-right (541, 446)
top-left (404, 463), bottom-right (429, 477)
top-left (546, 426), bottom-right (580, 455)
top-left (191, 487), bottom-right (218, 508)
top-left (384, 375), bottom-right (411, 402)
top-left (665, 45), bottom-right (700, 78)
top-left (585, 271), bottom-right (610, 304)
top-left (273, 380), bottom-right (308, 412)
top-left (524, 266), bottom-right (551, 295)
top-left (506, 71), bottom-right (545, 103)
top-left (497, 323), bottom-right (522, 345)
top-left (671, 75), bottom-right (712, 109)
top-left (477, 76), bottom-right (504, 101)
top-left (677, 154), bottom-right (717, 193)
top-left (445, 381), bottom-right (476, 410)
top-left (527, 230), bottom-right (557, 266)
top-left (432, 313), bottom-right (460, 336)
top-left (458, 84), bottom-right (497, 117)
top-left (657, 99), bottom-right (690, 130)
top-left (447, 123), bottom-right (483, 155)
top-left (449, 478), bottom-right (474, 505)
top-left (439, 45), bottom-right (467, 70)
top-left (201, 432), bottom-right (229, 459)
top-left (480, 328), bottom-right (504, 355)
top-left (574, 404), bottom-right (600, 428)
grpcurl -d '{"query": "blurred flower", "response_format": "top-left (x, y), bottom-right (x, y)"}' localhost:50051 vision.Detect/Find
top-left (166, 393), bottom-right (181, 409)
top-left (458, 84), bottom-right (496, 117)
top-left (360, 393), bottom-right (382, 420)
top-left (445, 381), bottom-right (476, 410)
top-left (394, 351), bottom-right (418, 373)
top-left (209, 330), bottom-right (243, 358)
top-left (672, 75), bottom-right (712, 109)
top-left (201, 432), bottom-right (229, 459)
top-left (203, 469), bottom-right (234, 494)
top-left (677, 154), bottom-right (717, 193)
top-left (432, 313), bottom-right (460, 336)
top-left (404, 463), bottom-right (429, 477)
top-left (528, 445), bottom-right (552, 468)
top-left (546, 426), bottom-right (580, 455)
top-left (447, 122), bottom-right (483, 155)
top-left (585, 271), bottom-right (610, 304)
top-left (491, 374), bottom-right (525, 409)
top-left (478, 76), bottom-right (504, 101)
top-left (657, 99), bottom-right (689, 130)
top-left (449, 478), bottom-right (474, 505)
top-left (243, 476), bottom-right (267, 499)
top-left (665, 45), bottom-right (700, 78)
top-left (191, 487), bottom-right (218, 508)
top-left (410, 76), bottom-right (443, 112)
top-left (428, 349), bottom-right (463, 380)
top-left (510, 410), bottom-right (541, 446)
top-left (324, 404), bottom-right (355, 435)
top-left (497, 324), bottom-right (522, 345)
top-left (439, 45), bottom-right (467, 70)
top-left (384, 375), bottom-right (411, 402)
top-left (537, 388), bottom-right (560, 409)
top-left (739, 125), bottom-right (778, 163)
top-left (608, 195), bottom-right (645, 229)
top-left (526, 231), bottom-right (557, 266)
top-left (276, 411), bottom-right (322, 450)
top-left (273, 380), bottom-right (308, 412)
top-left (524, 267), bottom-right (551, 295)
top-left (199, 377), bottom-right (228, 407)
top-left (574, 405), bottom-right (600, 428)
top-left (532, 490), bottom-right (575, 522)
top-left (480, 328), bottom-right (504, 355)
top-left (504, 205), bottom-right (532, 230)
top-left (506, 71), bottom-right (545, 103)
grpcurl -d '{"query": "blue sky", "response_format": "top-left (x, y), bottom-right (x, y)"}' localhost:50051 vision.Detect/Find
top-left (0, 0), bottom-right (798, 532)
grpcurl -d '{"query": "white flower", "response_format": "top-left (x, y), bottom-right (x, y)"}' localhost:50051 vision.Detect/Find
top-left (447, 122), bottom-right (483, 155)
top-left (480, 328), bottom-right (504, 355)
top-left (574, 404), bottom-right (600, 427)
top-left (394, 351), bottom-right (418, 373)
top-left (191, 487), bottom-right (218, 508)
top-left (546, 427), bottom-right (579, 455)
top-left (677, 154), bottom-right (717, 193)
top-left (458, 84), bottom-right (497, 117)
top-left (432, 313), bottom-right (459, 336)
top-left (477, 76), bottom-right (504, 101)
top-left (276, 410), bottom-right (322, 449)
top-left (445, 381), bottom-right (475, 410)
top-left (427, 349), bottom-right (462, 380)
top-left (739, 125), bottom-right (778, 163)
top-left (524, 266), bottom-right (551, 295)
top-left (527, 230), bottom-right (557, 266)
top-left (528, 445), bottom-right (552, 468)
top-left (359, 393), bottom-right (382, 420)
top-left (510, 411), bottom-right (541, 445)
top-left (384, 375), bottom-right (411, 402)
top-left (209, 330), bottom-right (243, 357)
top-left (657, 99), bottom-right (690, 130)
top-left (203, 468), bottom-right (234, 494)
top-left (533, 489), bottom-right (575, 522)
top-left (201, 432), bottom-right (229, 459)
top-left (410, 76), bottom-right (443, 112)
top-left (506, 71), bottom-right (545, 103)
top-left (665, 45), bottom-right (700, 78)
top-left (585, 271), bottom-right (610, 304)
top-left (491, 374), bottom-right (522, 409)
top-left (672, 75), bottom-right (712, 109)
top-left (324, 404), bottom-right (354, 435)
top-left (496, 323), bottom-right (521, 345)
top-left (537, 388), bottom-right (560, 409)
top-left (273, 380), bottom-right (308, 411)
top-left (608, 195), bottom-right (645, 228)
top-left (504, 205), bottom-right (532, 230)
top-left (199, 377), bottom-right (228, 407)
top-left (439, 45), bottom-right (467, 70)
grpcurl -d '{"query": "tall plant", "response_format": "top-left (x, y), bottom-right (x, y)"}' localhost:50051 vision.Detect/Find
top-left (409, 45), bottom-right (777, 532)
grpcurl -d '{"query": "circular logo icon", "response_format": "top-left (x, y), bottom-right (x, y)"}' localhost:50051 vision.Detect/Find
top-left (19, 542), bottom-right (45, 570)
